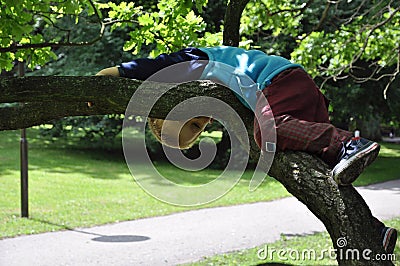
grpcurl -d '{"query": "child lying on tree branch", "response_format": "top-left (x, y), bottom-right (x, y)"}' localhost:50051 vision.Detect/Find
top-left (97, 46), bottom-right (397, 254)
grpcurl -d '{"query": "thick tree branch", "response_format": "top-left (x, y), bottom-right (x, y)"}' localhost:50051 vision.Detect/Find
top-left (0, 76), bottom-right (247, 130)
top-left (264, 152), bottom-right (390, 266)
top-left (0, 76), bottom-right (394, 265)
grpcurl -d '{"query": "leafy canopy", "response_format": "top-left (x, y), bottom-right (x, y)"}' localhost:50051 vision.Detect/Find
top-left (0, 0), bottom-right (221, 71)
top-left (241, 0), bottom-right (400, 79)
top-left (2, 0), bottom-right (399, 82)
top-left (1, 0), bottom-right (399, 141)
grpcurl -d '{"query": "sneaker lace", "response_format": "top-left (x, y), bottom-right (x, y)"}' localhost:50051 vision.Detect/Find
top-left (338, 138), bottom-right (358, 161)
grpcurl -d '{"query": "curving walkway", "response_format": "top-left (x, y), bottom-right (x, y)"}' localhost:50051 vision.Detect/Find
top-left (1, 179), bottom-right (399, 266)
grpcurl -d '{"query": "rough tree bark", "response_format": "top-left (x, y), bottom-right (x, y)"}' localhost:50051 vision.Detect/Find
top-left (0, 76), bottom-right (394, 265)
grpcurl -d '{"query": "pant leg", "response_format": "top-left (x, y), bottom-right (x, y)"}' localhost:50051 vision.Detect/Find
top-left (253, 68), bottom-right (353, 167)
top-left (373, 217), bottom-right (385, 229)
top-left (274, 115), bottom-right (353, 167)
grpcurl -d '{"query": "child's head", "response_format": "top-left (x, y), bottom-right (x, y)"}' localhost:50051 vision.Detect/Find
top-left (148, 117), bottom-right (212, 149)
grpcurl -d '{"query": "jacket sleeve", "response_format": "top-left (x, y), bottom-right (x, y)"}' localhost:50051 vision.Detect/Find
top-left (118, 47), bottom-right (208, 82)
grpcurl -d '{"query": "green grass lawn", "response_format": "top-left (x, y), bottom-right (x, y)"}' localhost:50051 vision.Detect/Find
top-left (187, 217), bottom-right (400, 265)
top-left (0, 129), bottom-right (290, 238)
top-left (0, 128), bottom-right (399, 239)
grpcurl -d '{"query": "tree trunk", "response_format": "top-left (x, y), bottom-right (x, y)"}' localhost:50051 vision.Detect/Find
top-left (223, 0), bottom-right (250, 46)
top-left (0, 76), bottom-right (394, 265)
top-left (354, 116), bottom-right (382, 141)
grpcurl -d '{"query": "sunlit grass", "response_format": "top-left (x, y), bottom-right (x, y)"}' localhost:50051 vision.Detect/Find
top-left (0, 129), bottom-right (288, 238)
top-left (353, 142), bottom-right (400, 186)
top-left (1, 129), bottom-right (399, 239)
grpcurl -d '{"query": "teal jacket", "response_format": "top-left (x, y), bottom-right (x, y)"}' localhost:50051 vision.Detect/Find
top-left (119, 46), bottom-right (302, 110)
top-left (199, 46), bottom-right (302, 109)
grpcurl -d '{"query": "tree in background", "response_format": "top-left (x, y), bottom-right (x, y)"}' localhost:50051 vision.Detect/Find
top-left (1, 0), bottom-right (223, 147)
top-left (2, 0), bottom-right (398, 142)
top-left (240, 0), bottom-right (400, 139)
top-left (2, 0), bottom-right (399, 96)
top-left (1, 1), bottom-right (400, 264)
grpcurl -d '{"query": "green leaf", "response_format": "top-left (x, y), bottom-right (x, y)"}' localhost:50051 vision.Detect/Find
top-left (138, 13), bottom-right (153, 26)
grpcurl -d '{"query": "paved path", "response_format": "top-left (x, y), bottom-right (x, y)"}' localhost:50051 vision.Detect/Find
top-left (1, 180), bottom-right (399, 266)
top-left (383, 137), bottom-right (400, 143)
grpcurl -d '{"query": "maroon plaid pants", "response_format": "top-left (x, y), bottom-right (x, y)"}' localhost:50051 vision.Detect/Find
top-left (253, 68), bottom-right (353, 167)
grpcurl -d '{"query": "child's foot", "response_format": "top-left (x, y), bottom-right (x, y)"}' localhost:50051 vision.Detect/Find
top-left (382, 227), bottom-right (398, 254)
top-left (332, 135), bottom-right (380, 185)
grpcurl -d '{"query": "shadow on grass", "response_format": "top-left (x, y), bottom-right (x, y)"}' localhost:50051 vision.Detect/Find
top-left (256, 263), bottom-right (293, 266)
top-left (2, 129), bottom-right (399, 187)
top-left (281, 231), bottom-right (325, 238)
top-left (1, 129), bottom-right (229, 184)
top-left (0, 129), bottom-right (130, 180)
top-left (0, 129), bottom-right (305, 189)
top-left (31, 218), bottom-right (150, 243)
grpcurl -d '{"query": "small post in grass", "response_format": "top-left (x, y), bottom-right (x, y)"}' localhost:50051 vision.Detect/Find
top-left (19, 61), bottom-right (29, 218)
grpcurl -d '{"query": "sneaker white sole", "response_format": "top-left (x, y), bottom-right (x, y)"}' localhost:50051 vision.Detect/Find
top-left (332, 142), bottom-right (380, 185)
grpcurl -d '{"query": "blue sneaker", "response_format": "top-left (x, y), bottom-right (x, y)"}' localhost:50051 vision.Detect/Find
top-left (332, 134), bottom-right (380, 185)
top-left (382, 227), bottom-right (398, 254)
